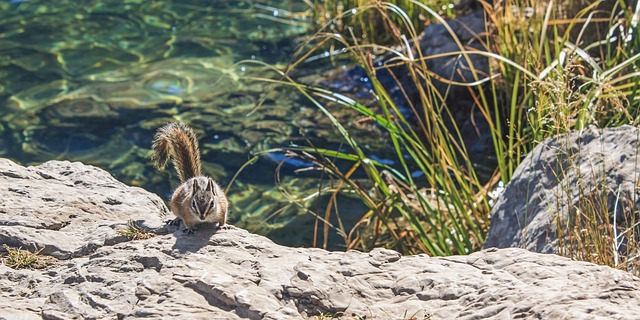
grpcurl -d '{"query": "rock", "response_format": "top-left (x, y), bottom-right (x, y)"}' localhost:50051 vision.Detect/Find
top-left (0, 159), bottom-right (169, 259)
top-left (484, 125), bottom-right (640, 253)
top-left (2, 158), bottom-right (640, 319)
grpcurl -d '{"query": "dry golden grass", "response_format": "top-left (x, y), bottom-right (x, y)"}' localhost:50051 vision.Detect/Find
top-left (117, 220), bottom-right (155, 241)
top-left (2, 244), bottom-right (45, 269)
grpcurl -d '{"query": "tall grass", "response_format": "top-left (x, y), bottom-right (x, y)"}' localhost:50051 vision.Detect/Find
top-left (247, 0), bottom-right (640, 258)
top-left (488, 0), bottom-right (640, 181)
top-left (488, 0), bottom-right (640, 273)
top-left (258, 0), bottom-right (494, 255)
top-left (305, 0), bottom-right (456, 44)
top-left (551, 134), bottom-right (640, 274)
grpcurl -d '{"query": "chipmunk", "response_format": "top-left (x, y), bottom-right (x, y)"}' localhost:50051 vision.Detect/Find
top-left (152, 122), bottom-right (228, 234)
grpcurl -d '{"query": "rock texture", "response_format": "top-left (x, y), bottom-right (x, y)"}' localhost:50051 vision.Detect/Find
top-left (2, 158), bottom-right (640, 319)
top-left (484, 125), bottom-right (640, 253)
top-left (0, 158), bottom-right (169, 259)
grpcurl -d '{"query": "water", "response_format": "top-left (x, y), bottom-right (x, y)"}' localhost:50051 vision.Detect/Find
top-left (0, 0), bottom-right (388, 249)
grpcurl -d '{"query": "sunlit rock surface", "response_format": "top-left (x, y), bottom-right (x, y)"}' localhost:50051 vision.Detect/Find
top-left (2, 158), bottom-right (640, 319)
top-left (484, 125), bottom-right (640, 256)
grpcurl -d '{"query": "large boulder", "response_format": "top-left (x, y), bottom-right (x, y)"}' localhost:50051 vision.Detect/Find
top-left (0, 159), bottom-right (169, 259)
top-left (2, 158), bottom-right (640, 319)
top-left (484, 125), bottom-right (640, 253)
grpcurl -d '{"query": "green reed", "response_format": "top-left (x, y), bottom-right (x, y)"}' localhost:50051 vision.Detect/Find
top-left (488, 0), bottom-right (640, 181)
top-left (487, 0), bottom-right (640, 271)
top-left (306, 0), bottom-right (455, 44)
top-left (247, 0), bottom-right (640, 257)
top-left (250, 0), bottom-right (492, 255)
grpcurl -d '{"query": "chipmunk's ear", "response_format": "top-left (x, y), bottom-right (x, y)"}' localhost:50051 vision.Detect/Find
top-left (207, 178), bottom-right (216, 194)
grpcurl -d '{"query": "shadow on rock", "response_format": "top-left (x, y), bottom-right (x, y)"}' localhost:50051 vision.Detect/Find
top-left (170, 223), bottom-right (225, 253)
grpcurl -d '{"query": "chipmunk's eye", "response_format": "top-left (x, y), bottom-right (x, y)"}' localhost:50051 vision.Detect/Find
top-left (190, 199), bottom-right (196, 209)
top-left (208, 200), bottom-right (215, 210)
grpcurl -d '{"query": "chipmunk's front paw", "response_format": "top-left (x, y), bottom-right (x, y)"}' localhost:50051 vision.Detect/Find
top-left (218, 224), bottom-right (232, 230)
top-left (183, 227), bottom-right (198, 235)
top-left (167, 218), bottom-right (182, 227)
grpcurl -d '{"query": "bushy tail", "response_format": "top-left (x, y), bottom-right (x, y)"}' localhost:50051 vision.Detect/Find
top-left (152, 122), bottom-right (201, 182)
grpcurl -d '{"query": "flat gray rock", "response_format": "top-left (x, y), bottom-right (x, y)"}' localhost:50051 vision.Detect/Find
top-left (0, 159), bottom-right (169, 259)
top-left (2, 158), bottom-right (640, 319)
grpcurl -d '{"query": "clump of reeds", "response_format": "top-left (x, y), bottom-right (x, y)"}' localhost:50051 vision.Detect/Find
top-left (306, 0), bottom-right (457, 44)
top-left (244, 0), bottom-right (640, 260)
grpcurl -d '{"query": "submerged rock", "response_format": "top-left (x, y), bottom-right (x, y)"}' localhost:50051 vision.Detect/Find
top-left (1, 158), bottom-right (640, 319)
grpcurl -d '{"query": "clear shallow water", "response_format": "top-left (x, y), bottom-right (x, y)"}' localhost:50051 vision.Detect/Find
top-left (0, 0), bottom-right (387, 248)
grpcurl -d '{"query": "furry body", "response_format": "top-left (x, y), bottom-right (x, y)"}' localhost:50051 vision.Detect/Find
top-left (152, 122), bottom-right (228, 233)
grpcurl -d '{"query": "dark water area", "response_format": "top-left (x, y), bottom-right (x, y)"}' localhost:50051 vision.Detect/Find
top-left (0, 0), bottom-right (391, 249)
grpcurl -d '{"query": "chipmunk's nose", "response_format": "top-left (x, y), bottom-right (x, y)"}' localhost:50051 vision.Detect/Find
top-left (199, 213), bottom-right (206, 220)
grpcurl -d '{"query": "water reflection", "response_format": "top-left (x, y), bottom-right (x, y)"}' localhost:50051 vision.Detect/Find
top-left (0, 0), bottom-right (387, 249)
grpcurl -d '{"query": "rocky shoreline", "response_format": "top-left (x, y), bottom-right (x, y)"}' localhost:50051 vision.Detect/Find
top-left (2, 154), bottom-right (640, 319)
